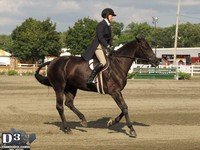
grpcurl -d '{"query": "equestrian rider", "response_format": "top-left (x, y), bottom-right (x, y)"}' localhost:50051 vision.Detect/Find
top-left (81, 8), bottom-right (116, 86)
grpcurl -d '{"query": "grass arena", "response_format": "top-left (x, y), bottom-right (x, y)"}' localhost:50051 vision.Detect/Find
top-left (0, 75), bottom-right (200, 150)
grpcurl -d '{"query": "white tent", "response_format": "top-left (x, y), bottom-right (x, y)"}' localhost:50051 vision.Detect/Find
top-left (0, 49), bottom-right (11, 65)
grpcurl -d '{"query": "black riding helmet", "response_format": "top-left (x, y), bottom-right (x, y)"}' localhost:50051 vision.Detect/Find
top-left (101, 8), bottom-right (116, 18)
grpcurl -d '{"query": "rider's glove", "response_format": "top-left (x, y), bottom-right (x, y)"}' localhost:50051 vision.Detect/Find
top-left (107, 45), bottom-right (115, 55)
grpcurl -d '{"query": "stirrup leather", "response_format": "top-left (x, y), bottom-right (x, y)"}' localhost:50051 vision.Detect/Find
top-left (87, 63), bottom-right (103, 85)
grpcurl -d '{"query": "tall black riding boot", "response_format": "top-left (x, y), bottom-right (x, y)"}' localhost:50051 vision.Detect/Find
top-left (87, 63), bottom-right (104, 86)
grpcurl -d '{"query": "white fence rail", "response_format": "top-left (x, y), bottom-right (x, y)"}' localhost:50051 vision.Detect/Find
top-left (17, 64), bottom-right (200, 76)
top-left (178, 65), bottom-right (200, 76)
top-left (1, 63), bottom-right (200, 76)
top-left (130, 64), bottom-right (200, 76)
top-left (18, 64), bottom-right (36, 67)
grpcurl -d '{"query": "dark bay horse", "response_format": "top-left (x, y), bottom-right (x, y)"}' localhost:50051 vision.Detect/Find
top-left (35, 37), bottom-right (159, 137)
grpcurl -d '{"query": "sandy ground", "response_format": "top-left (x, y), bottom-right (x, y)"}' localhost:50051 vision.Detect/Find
top-left (0, 76), bottom-right (200, 150)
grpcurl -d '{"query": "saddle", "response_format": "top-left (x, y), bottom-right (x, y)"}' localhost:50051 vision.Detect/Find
top-left (88, 58), bottom-right (110, 94)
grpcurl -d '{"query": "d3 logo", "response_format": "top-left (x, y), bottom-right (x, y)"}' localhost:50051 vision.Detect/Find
top-left (1, 128), bottom-right (36, 149)
top-left (2, 133), bottom-right (21, 144)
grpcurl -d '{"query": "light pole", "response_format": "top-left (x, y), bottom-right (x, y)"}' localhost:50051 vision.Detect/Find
top-left (152, 17), bottom-right (159, 57)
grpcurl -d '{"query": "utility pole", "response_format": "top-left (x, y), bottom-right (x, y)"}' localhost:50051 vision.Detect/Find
top-left (173, 0), bottom-right (181, 66)
top-left (173, 0), bottom-right (181, 80)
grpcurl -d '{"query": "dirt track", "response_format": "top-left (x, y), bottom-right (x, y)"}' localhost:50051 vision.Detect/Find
top-left (0, 76), bottom-right (200, 150)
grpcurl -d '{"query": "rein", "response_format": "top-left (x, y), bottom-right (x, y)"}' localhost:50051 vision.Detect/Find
top-left (111, 53), bottom-right (148, 77)
top-left (131, 64), bottom-right (144, 76)
top-left (111, 43), bottom-right (154, 76)
top-left (113, 54), bottom-right (149, 62)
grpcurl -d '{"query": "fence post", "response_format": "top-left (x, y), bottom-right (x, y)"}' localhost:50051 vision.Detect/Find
top-left (45, 65), bottom-right (48, 76)
top-left (19, 64), bottom-right (22, 76)
top-left (191, 65), bottom-right (193, 77)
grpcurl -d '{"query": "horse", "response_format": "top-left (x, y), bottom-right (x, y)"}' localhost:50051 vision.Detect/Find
top-left (35, 37), bottom-right (159, 137)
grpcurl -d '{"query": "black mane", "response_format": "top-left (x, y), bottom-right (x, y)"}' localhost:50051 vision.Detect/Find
top-left (113, 39), bottom-right (138, 56)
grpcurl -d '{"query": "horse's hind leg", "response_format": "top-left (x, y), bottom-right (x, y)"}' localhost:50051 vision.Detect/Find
top-left (107, 112), bottom-right (124, 127)
top-left (55, 90), bottom-right (72, 133)
top-left (64, 87), bottom-right (87, 127)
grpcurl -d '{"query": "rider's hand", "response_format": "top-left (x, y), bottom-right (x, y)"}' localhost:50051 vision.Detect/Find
top-left (107, 45), bottom-right (115, 55)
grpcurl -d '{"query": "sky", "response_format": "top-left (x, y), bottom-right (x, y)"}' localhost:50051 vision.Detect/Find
top-left (0, 0), bottom-right (200, 35)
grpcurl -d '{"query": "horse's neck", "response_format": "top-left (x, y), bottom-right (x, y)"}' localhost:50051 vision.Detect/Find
top-left (114, 56), bottom-right (135, 76)
top-left (112, 44), bottom-right (138, 76)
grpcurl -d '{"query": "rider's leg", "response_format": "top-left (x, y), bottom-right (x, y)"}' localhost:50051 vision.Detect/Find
top-left (87, 45), bottom-right (106, 85)
top-left (95, 49), bottom-right (107, 66)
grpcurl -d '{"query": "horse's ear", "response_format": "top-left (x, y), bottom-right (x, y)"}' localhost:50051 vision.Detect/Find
top-left (135, 37), bottom-right (140, 43)
top-left (141, 32), bottom-right (145, 38)
top-left (138, 33), bottom-right (145, 39)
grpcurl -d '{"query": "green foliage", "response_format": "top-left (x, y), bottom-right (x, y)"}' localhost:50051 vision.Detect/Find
top-left (1, 17), bottom-right (199, 60)
top-left (0, 35), bottom-right (13, 52)
top-left (178, 72), bottom-right (191, 80)
top-left (111, 21), bottom-right (124, 46)
top-left (21, 72), bottom-right (35, 76)
top-left (178, 23), bottom-right (200, 47)
top-left (11, 18), bottom-right (62, 62)
top-left (117, 22), bottom-right (154, 45)
top-left (64, 17), bottom-right (98, 55)
top-left (60, 32), bottom-right (67, 47)
top-left (115, 22), bottom-right (200, 49)
top-left (155, 26), bottom-right (175, 48)
top-left (154, 23), bottom-right (200, 48)
top-left (7, 70), bottom-right (18, 76)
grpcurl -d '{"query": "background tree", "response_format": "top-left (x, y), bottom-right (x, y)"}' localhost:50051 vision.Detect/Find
top-left (118, 22), bottom-right (154, 45)
top-left (111, 21), bottom-right (124, 46)
top-left (0, 35), bottom-right (13, 52)
top-left (155, 26), bottom-right (175, 48)
top-left (178, 23), bottom-right (200, 47)
top-left (11, 18), bottom-right (61, 63)
top-left (64, 17), bottom-right (98, 55)
top-left (5, 16), bottom-right (199, 62)
top-left (152, 23), bottom-right (200, 48)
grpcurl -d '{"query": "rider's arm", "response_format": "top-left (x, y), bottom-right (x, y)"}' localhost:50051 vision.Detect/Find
top-left (96, 22), bottom-right (109, 48)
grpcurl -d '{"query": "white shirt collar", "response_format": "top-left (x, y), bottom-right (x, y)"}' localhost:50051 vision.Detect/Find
top-left (104, 19), bottom-right (110, 26)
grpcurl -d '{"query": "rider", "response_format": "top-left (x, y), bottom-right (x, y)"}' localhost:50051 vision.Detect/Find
top-left (81, 8), bottom-right (116, 86)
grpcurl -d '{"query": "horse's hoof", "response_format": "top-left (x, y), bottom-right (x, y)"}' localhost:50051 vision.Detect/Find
top-left (107, 119), bottom-right (113, 127)
top-left (80, 120), bottom-right (88, 127)
top-left (129, 130), bottom-right (137, 138)
top-left (66, 129), bottom-right (73, 134)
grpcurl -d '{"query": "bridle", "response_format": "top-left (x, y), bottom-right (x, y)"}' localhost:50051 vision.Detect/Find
top-left (111, 42), bottom-right (156, 76)
top-left (112, 42), bottom-right (155, 63)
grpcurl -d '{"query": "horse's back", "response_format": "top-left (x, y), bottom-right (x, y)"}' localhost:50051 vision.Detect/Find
top-left (48, 56), bottom-right (85, 69)
top-left (47, 56), bottom-right (89, 88)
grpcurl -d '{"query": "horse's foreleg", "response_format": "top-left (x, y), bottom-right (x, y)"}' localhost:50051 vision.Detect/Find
top-left (111, 91), bottom-right (137, 138)
top-left (55, 91), bottom-right (72, 133)
top-left (65, 88), bottom-right (87, 127)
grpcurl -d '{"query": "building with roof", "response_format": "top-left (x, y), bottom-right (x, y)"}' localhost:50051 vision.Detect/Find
top-left (155, 47), bottom-right (200, 65)
top-left (0, 49), bottom-right (11, 65)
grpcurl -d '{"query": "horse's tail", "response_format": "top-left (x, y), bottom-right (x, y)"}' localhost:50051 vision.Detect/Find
top-left (35, 61), bottom-right (51, 87)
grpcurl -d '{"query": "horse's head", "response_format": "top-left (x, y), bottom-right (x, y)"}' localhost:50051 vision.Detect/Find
top-left (135, 37), bottom-right (160, 67)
